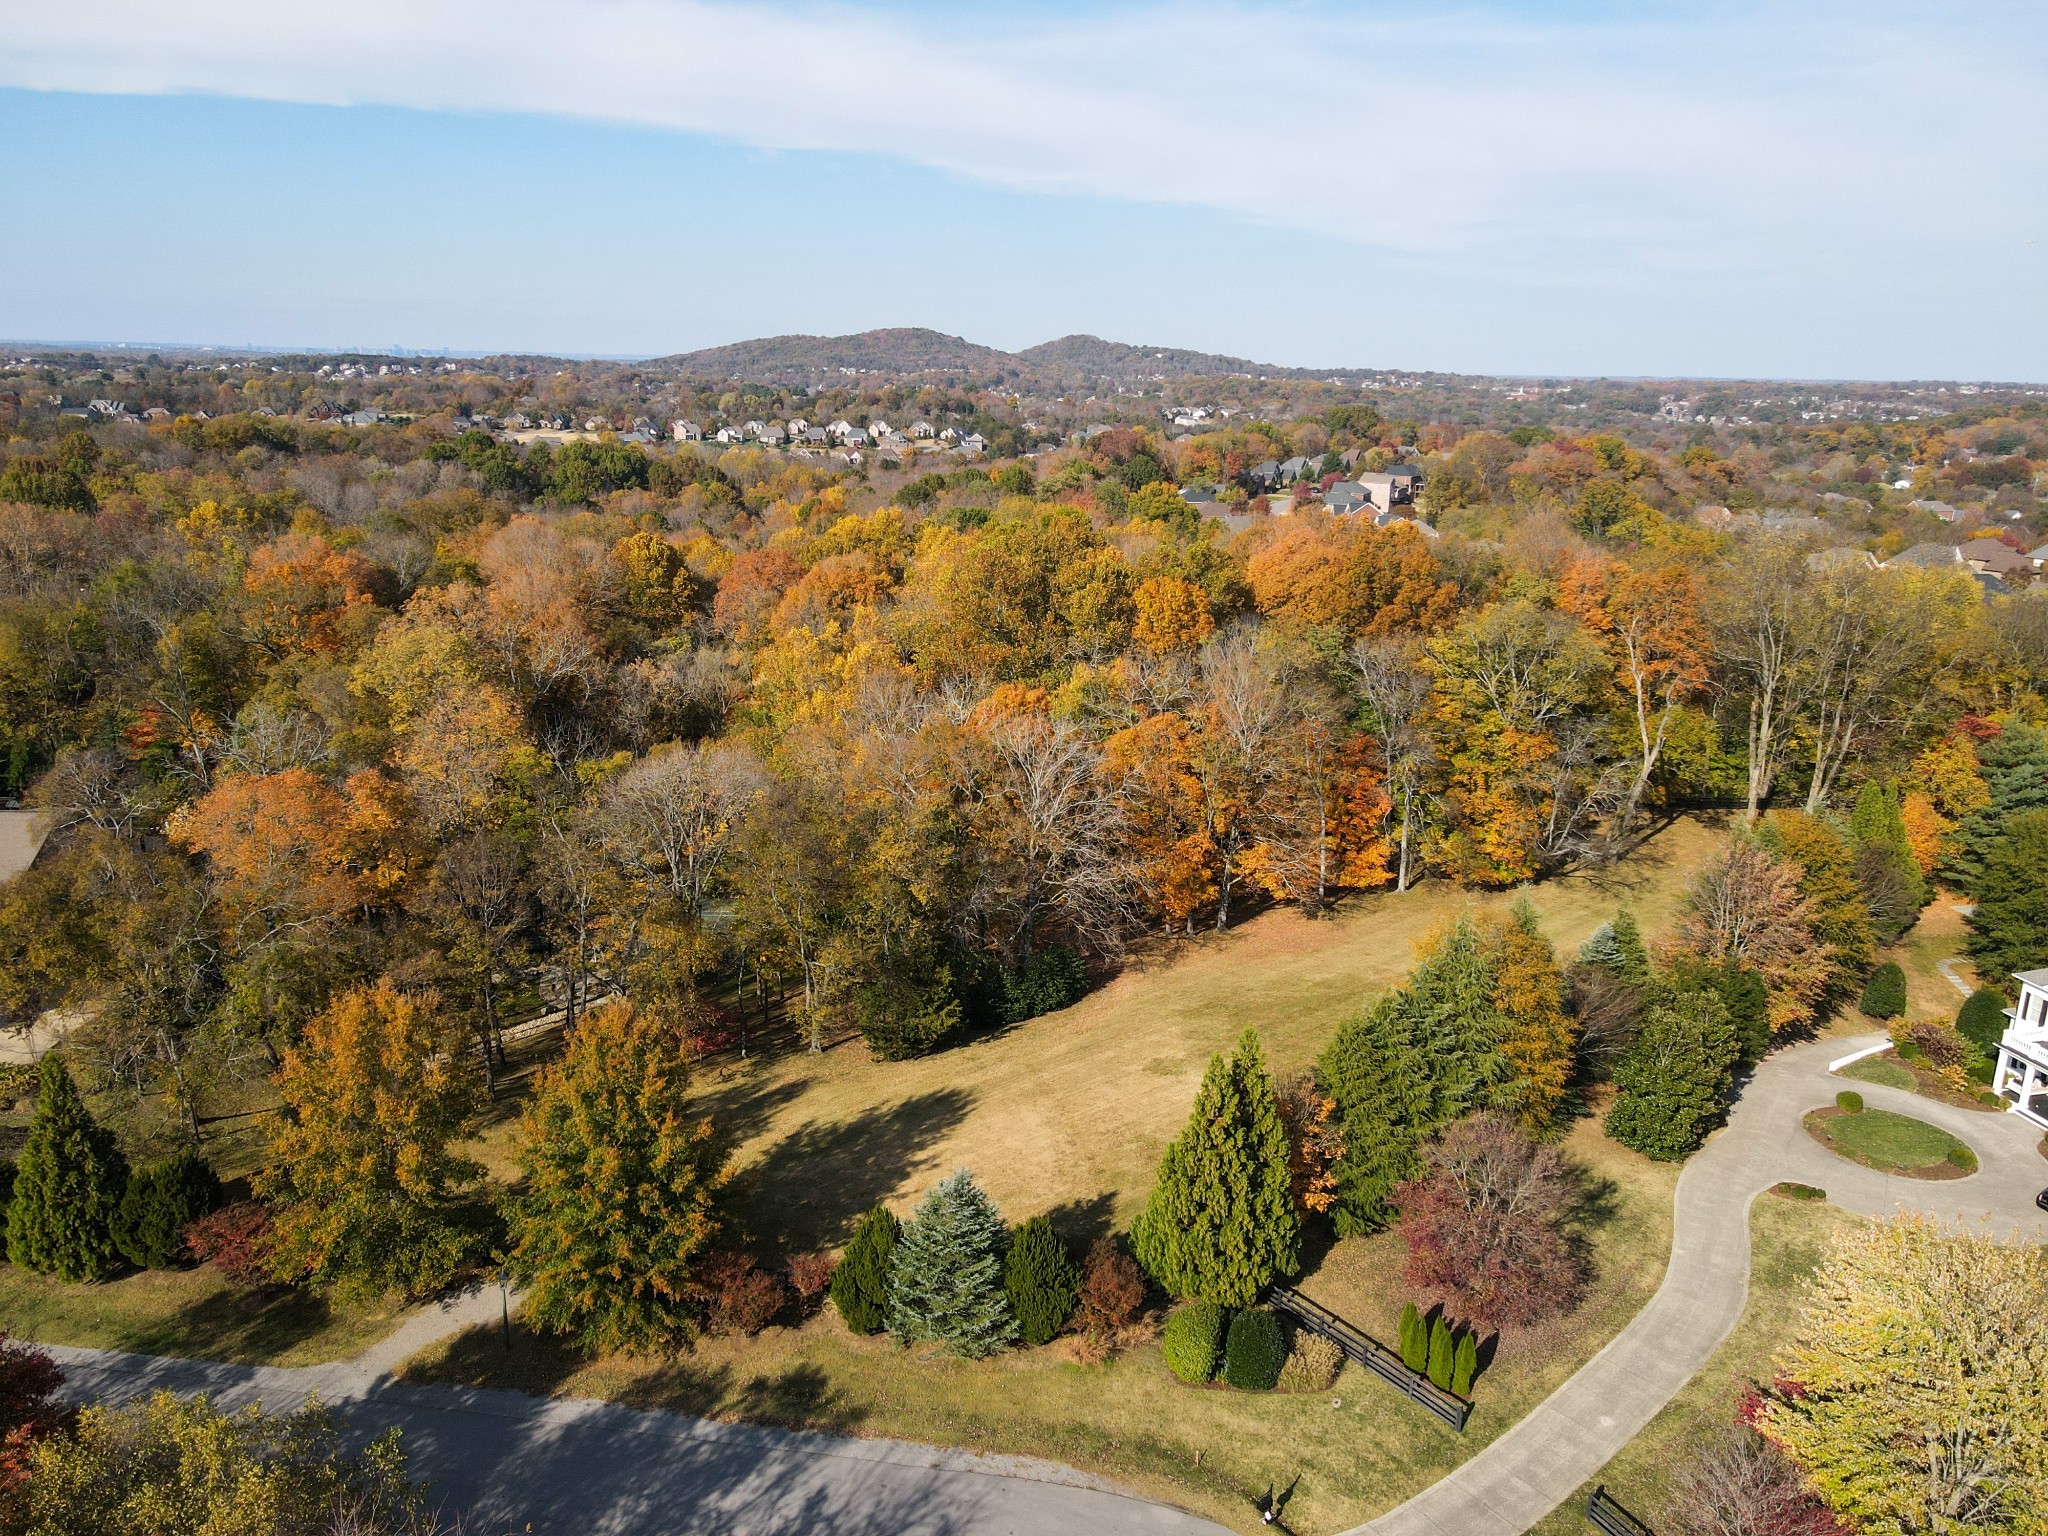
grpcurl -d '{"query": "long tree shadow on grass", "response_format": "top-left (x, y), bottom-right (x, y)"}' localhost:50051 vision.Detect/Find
top-left (725, 1088), bottom-right (978, 1256)
top-left (152, 1280), bottom-right (382, 1366)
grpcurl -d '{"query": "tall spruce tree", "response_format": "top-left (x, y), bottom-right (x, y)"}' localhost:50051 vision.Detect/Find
top-left (1133, 1028), bottom-right (1300, 1304)
top-left (1947, 721), bottom-right (2048, 897)
top-left (1965, 809), bottom-right (2048, 988)
top-left (887, 1169), bottom-right (1016, 1357)
top-left (7, 1057), bottom-right (129, 1281)
top-left (1604, 988), bottom-right (1740, 1160)
top-left (1578, 908), bottom-right (1651, 987)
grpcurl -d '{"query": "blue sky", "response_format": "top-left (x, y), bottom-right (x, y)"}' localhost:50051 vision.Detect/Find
top-left (1, 1), bottom-right (2044, 379)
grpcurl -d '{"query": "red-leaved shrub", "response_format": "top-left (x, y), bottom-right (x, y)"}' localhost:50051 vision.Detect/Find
top-left (1670, 1425), bottom-right (1845, 1536)
top-left (183, 1201), bottom-right (276, 1287)
top-left (785, 1252), bottom-right (834, 1315)
top-left (700, 1251), bottom-right (787, 1336)
top-left (1394, 1113), bottom-right (1583, 1328)
top-left (1071, 1236), bottom-right (1146, 1360)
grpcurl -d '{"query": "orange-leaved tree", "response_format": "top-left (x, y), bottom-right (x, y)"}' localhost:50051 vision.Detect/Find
top-left (257, 978), bottom-right (479, 1301)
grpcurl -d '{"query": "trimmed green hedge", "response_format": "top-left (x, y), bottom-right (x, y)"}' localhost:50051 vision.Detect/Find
top-left (1163, 1301), bottom-right (1227, 1384)
top-left (1859, 962), bottom-right (1906, 1020)
top-left (1222, 1307), bottom-right (1284, 1391)
top-left (1836, 1089), bottom-right (1864, 1114)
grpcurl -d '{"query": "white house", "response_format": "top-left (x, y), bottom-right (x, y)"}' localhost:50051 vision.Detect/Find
top-left (671, 419), bottom-right (702, 441)
top-left (1993, 968), bottom-right (2048, 1128)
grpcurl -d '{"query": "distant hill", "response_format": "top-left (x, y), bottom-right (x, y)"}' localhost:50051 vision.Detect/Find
top-left (1018, 334), bottom-right (1289, 380)
top-left (646, 327), bottom-right (1355, 386)
top-left (651, 328), bottom-right (1015, 379)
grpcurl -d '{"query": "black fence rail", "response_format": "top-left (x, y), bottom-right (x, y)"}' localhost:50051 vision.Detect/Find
top-left (1587, 1486), bottom-right (1654, 1536)
top-left (1266, 1284), bottom-right (1472, 1431)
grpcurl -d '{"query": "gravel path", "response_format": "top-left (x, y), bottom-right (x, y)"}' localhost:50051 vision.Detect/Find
top-left (1350, 1033), bottom-right (2048, 1536)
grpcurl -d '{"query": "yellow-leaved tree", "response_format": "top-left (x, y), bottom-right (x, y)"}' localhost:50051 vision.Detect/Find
top-left (258, 978), bottom-right (479, 1301)
top-left (509, 1001), bottom-right (727, 1353)
top-left (1758, 1215), bottom-right (2048, 1535)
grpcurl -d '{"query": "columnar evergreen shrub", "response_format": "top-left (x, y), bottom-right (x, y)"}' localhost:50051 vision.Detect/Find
top-left (830, 1205), bottom-right (900, 1335)
top-left (1605, 989), bottom-right (1740, 1161)
top-left (1858, 963), bottom-right (1906, 1021)
top-left (1398, 1301), bottom-right (1425, 1372)
top-left (1427, 1315), bottom-right (1454, 1390)
top-left (1003, 1216), bottom-right (1080, 1346)
top-left (1162, 1301), bottom-right (1227, 1383)
top-left (887, 1169), bottom-right (1016, 1358)
top-left (6, 1057), bottom-right (129, 1282)
top-left (115, 1151), bottom-right (223, 1270)
top-left (1956, 988), bottom-right (2008, 1060)
top-left (1451, 1330), bottom-right (1479, 1395)
top-left (1133, 1029), bottom-right (1299, 1306)
top-left (1222, 1307), bottom-right (1284, 1390)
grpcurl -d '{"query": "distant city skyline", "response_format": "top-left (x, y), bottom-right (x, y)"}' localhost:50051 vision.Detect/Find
top-left (2, 1), bottom-right (2043, 380)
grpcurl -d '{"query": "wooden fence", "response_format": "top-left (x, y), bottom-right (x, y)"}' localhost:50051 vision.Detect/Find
top-left (1266, 1284), bottom-right (1472, 1431)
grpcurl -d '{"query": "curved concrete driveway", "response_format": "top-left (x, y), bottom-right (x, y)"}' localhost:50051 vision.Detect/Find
top-left (47, 1286), bottom-right (1226, 1536)
top-left (1352, 1034), bottom-right (2048, 1536)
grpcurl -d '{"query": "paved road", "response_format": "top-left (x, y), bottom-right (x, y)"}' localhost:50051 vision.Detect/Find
top-left (1350, 1034), bottom-right (2048, 1536)
top-left (46, 1287), bottom-right (1225, 1536)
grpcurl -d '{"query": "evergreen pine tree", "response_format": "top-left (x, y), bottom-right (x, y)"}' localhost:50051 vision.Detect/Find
top-left (1716, 962), bottom-right (1772, 1065)
top-left (1451, 1329), bottom-right (1479, 1395)
top-left (1947, 721), bottom-right (2048, 896)
top-left (115, 1150), bottom-right (222, 1270)
top-left (1319, 996), bottom-right (1434, 1235)
top-left (830, 1205), bottom-right (899, 1335)
top-left (1848, 781), bottom-right (1930, 942)
top-left (1858, 962), bottom-right (1907, 1021)
top-left (1965, 809), bottom-right (2048, 986)
top-left (1488, 899), bottom-right (1576, 1129)
top-left (1578, 908), bottom-right (1651, 987)
top-left (1003, 1216), bottom-right (1079, 1346)
top-left (887, 1169), bottom-right (1016, 1357)
top-left (1398, 1301), bottom-right (1425, 1372)
top-left (1133, 1029), bottom-right (1300, 1305)
top-left (7, 1057), bottom-right (129, 1281)
top-left (1604, 988), bottom-right (1741, 1161)
top-left (1427, 1315), bottom-right (1454, 1389)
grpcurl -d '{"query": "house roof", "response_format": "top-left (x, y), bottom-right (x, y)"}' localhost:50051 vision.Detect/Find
top-left (1888, 542), bottom-right (1961, 569)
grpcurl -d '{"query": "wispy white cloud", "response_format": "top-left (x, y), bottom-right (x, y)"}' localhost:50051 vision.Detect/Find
top-left (3, 0), bottom-right (2044, 279)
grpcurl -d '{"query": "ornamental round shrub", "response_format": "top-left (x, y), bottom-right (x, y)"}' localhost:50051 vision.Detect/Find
top-left (1956, 988), bottom-right (2008, 1059)
top-left (1836, 1089), bottom-right (1865, 1114)
top-left (1858, 962), bottom-right (1907, 1020)
top-left (117, 1151), bottom-right (223, 1270)
top-left (1222, 1307), bottom-right (1284, 1391)
top-left (1947, 1144), bottom-right (1978, 1171)
top-left (1162, 1300), bottom-right (1226, 1384)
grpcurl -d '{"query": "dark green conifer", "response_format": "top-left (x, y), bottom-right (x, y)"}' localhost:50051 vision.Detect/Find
top-left (1858, 962), bottom-right (1907, 1021)
top-left (829, 1204), bottom-right (899, 1335)
top-left (1132, 1029), bottom-right (1299, 1306)
top-left (1605, 988), bottom-right (1740, 1160)
top-left (7, 1057), bottom-right (129, 1281)
top-left (1947, 722), bottom-right (2048, 896)
top-left (1398, 1301), bottom-right (1425, 1372)
top-left (1427, 1315), bottom-right (1454, 1390)
top-left (1957, 987), bottom-right (2009, 1060)
top-left (116, 1150), bottom-right (223, 1270)
top-left (1966, 810), bottom-right (2048, 987)
top-left (1451, 1329), bottom-right (1479, 1395)
top-left (1003, 1216), bottom-right (1079, 1346)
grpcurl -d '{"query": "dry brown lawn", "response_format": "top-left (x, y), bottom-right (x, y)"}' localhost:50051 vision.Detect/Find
top-left (693, 814), bottom-right (1724, 1255)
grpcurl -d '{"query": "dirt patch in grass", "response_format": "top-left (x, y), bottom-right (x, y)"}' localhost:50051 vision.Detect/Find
top-left (1803, 1106), bottom-right (1975, 1179)
top-left (1527, 1197), bottom-right (1862, 1536)
top-left (0, 1262), bottom-right (398, 1366)
top-left (403, 1120), bottom-right (1682, 1536)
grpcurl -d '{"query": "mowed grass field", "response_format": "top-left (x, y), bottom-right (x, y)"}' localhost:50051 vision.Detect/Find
top-left (694, 813), bottom-right (1727, 1257)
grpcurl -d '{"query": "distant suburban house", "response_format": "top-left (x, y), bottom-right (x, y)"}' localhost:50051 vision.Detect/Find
top-left (957, 433), bottom-right (989, 455)
top-left (1249, 459), bottom-right (1281, 490)
top-left (1886, 542), bottom-right (1962, 571)
top-left (938, 426), bottom-right (961, 444)
top-left (671, 419), bottom-right (702, 441)
top-left (583, 416), bottom-right (609, 432)
top-left (1958, 538), bottom-right (2032, 581)
top-left (759, 423), bottom-right (788, 446)
top-left (741, 419), bottom-right (767, 438)
top-left (141, 407), bottom-right (171, 422)
top-left (714, 425), bottom-right (746, 444)
top-left (843, 428), bottom-right (870, 447)
top-left (869, 420), bottom-right (892, 438)
top-left (910, 420), bottom-right (936, 439)
top-left (787, 417), bottom-right (810, 435)
top-left (1179, 484), bottom-right (1221, 507)
top-left (1358, 466), bottom-right (1423, 514)
top-left (1909, 498), bottom-right (1964, 522)
top-left (341, 408), bottom-right (386, 427)
top-left (827, 419), bottom-right (855, 440)
top-left (801, 426), bottom-right (829, 446)
top-left (1322, 480), bottom-right (1371, 516)
top-left (1278, 456), bottom-right (1315, 484)
top-left (1993, 968), bottom-right (2048, 1128)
